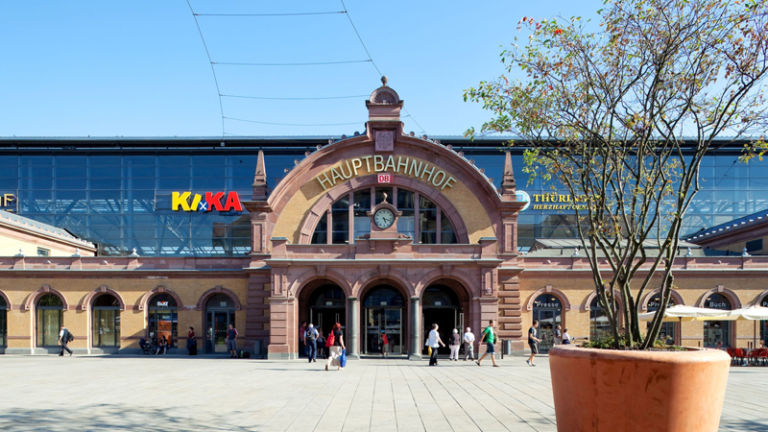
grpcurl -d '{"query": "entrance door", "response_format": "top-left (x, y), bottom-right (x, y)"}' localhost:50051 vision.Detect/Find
top-left (362, 286), bottom-right (405, 355)
top-left (364, 308), bottom-right (403, 354)
top-left (422, 285), bottom-right (462, 355)
top-left (311, 308), bottom-right (345, 338)
top-left (207, 311), bottom-right (232, 353)
top-left (532, 294), bottom-right (563, 354)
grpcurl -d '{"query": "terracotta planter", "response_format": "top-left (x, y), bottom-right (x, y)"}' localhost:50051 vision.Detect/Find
top-left (549, 345), bottom-right (730, 432)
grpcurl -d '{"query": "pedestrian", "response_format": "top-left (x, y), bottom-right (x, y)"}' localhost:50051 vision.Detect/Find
top-left (476, 319), bottom-right (499, 367)
top-left (527, 320), bottom-right (542, 367)
top-left (227, 323), bottom-right (238, 358)
top-left (304, 323), bottom-right (319, 363)
top-left (554, 324), bottom-right (563, 345)
top-left (58, 326), bottom-right (73, 356)
top-left (298, 321), bottom-right (307, 358)
top-left (425, 323), bottom-right (446, 366)
top-left (187, 326), bottom-right (197, 355)
top-left (381, 330), bottom-right (389, 358)
top-left (325, 322), bottom-right (345, 371)
top-left (449, 328), bottom-right (461, 361)
top-left (561, 328), bottom-right (572, 345)
top-left (462, 327), bottom-right (475, 360)
top-left (317, 329), bottom-right (326, 359)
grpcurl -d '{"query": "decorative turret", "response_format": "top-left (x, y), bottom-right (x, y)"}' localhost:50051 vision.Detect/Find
top-left (501, 151), bottom-right (516, 196)
top-left (252, 150), bottom-right (267, 201)
top-left (366, 76), bottom-right (403, 152)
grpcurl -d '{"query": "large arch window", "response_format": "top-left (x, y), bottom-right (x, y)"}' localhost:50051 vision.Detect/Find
top-left (36, 294), bottom-right (63, 347)
top-left (93, 294), bottom-right (121, 347)
top-left (311, 186), bottom-right (458, 244)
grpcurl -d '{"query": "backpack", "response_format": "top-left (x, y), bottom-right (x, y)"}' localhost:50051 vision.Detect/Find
top-left (64, 329), bottom-right (74, 343)
top-left (325, 330), bottom-right (335, 347)
top-left (305, 328), bottom-right (317, 341)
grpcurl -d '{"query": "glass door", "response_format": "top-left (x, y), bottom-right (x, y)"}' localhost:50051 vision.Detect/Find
top-left (207, 311), bottom-right (231, 353)
top-left (364, 308), bottom-right (402, 355)
top-left (534, 310), bottom-right (556, 353)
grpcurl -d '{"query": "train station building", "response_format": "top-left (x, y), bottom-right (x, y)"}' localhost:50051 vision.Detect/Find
top-left (1, 84), bottom-right (767, 357)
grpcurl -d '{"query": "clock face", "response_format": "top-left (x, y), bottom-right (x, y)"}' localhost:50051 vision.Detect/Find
top-left (373, 208), bottom-right (395, 229)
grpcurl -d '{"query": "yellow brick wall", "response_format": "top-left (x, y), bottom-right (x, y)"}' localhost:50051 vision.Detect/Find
top-left (1, 276), bottom-right (248, 351)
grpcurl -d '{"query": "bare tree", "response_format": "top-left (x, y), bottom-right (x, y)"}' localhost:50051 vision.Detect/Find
top-left (465, 0), bottom-right (768, 349)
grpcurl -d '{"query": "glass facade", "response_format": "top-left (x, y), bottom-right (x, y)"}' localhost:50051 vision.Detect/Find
top-left (2, 140), bottom-right (764, 255)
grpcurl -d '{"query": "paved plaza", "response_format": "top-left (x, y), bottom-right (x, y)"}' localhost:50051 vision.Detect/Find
top-left (0, 354), bottom-right (765, 431)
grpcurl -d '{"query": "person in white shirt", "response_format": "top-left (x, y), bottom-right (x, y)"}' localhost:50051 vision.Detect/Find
top-left (425, 323), bottom-right (445, 366)
top-left (462, 327), bottom-right (476, 360)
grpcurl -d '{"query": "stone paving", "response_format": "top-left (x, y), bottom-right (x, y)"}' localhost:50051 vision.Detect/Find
top-left (0, 354), bottom-right (765, 431)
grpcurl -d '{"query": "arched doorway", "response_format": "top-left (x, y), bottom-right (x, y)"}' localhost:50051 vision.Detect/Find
top-left (647, 293), bottom-right (678, 345)
top-left (422, 285), bottom-right (464, 355)
top-left (761, 296), bottom-right (768, 348)
top-left (0, 295), bottom-right (6, 350)
top-left (307, 285), bottom-right (346, 339)
top-left (703, 293), bottom-right (732, 348)
top-left (205, 294), bottom-right (236, 353)
top-left (37, 294), bottom-right (63, 347)
top-left (589, 297), bottom-right (615, 342)
top-left (147, 293), bottom-right (178, 347)
top-left (92, 294), bottom-right (120, 348)
top-left (362, 285), bottom-right (405, 355)
top-left (532, 294), bottom-right (563, 353)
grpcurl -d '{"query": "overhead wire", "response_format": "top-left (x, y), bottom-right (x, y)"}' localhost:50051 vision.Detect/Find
top-left (186, 1), bottom-right (428, 134)
top-left (339, 0), bottom-right (426, 135)
top-left (184, 0), bottom-right (226, 136)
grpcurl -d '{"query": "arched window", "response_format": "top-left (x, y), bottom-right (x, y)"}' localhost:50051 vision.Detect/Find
top-left (36, 294), bottom-right (63, 347)
top-left (311, 186), bottom-right (458, 244)
top-left (0, 295), bottom-right (6, 348)
top-left (647, 293), bottom-right (677, 345)
top-left (703, 293), bottom-right (732, 348)
top-left (148, 293), bottom-right (178, 347)
top-left (589, 297), bottom-right (615, 342)
top-left (532, 294), bottom-right (563, 353)
top-left (93, 294), bottom-right (120, 347)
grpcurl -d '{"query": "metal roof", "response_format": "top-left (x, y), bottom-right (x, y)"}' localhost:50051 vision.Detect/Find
top-left (0, 210), bottom-right (95, 250)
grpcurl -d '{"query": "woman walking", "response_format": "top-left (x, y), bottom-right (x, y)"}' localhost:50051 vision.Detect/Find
top-left (449, 328), bottom-right (461, 361)
top-left (325, 322), bottom-right (345, 371)
top-left (425, 323), bottom-right (446, 366)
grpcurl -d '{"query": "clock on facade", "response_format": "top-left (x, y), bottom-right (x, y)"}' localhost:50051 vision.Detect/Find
top-left (373, 208), bottom-right (395, 229)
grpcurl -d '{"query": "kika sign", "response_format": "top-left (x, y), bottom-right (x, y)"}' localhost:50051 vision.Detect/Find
top-left (171, 191), bottom-right (243, 212)
top-left (314, 155), bottom-right (457, 191)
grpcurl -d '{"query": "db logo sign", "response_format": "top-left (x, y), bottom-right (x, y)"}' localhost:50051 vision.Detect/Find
top-left (377, 173), bottom-right (391, 183)
top-left (171, 191), bottom-right (243, 212)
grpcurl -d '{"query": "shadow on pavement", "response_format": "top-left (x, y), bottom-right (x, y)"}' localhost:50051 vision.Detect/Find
top-left (0, 405), bottom-right (254, 432)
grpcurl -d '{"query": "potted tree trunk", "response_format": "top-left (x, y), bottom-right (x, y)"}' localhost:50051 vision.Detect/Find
top-left (466, 0), bottom-right (768, 430)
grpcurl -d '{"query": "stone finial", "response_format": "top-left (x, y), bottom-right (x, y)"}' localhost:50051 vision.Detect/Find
top-left (381, 75), bottom-right (388, 86)
top-left (252, 150), bottom-right (267, 200)
top-left (501, 151), bottom-right (516, 195)
top-left (130, 248), bottom-right (139, 257)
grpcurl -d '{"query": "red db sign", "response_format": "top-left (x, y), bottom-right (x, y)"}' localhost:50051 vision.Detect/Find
top-left (377, 173), bottom-right (391, 183)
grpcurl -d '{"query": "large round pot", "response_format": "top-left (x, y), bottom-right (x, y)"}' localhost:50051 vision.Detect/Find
top-left (549, 345), bottom-right (730, 432)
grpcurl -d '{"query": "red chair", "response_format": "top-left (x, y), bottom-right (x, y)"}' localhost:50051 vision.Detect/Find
top-left (758, 348), bottom-right (768, 366)
top-left (737, 348), bottom-right (749, 366)
top-left (726, 347), bottom-right (738, 366)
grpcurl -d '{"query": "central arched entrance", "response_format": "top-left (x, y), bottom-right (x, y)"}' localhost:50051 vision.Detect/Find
top-left (298, 281), bottom-right (347, 357)
top-left (362, 285), bottom-right (405, 355)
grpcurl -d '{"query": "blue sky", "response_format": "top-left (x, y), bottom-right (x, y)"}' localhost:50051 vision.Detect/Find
top-left (0, 0), bottom-right (603, 137)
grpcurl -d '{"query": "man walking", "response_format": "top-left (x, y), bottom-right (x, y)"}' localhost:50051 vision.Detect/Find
top-left (476, 320), bottom-right (498, 367)
top-left (426, 323), bottom-right (445, 366)
top-left (304, 323), bottom-right (318, 363)
top-left (226, 323), bottom-right (238, 358)
top-left (462, 327), bottom-right (475, 361)
top-left (527, 320), bottom-right (542, 366)
top-left (58, 326), bottom-right (73, 356)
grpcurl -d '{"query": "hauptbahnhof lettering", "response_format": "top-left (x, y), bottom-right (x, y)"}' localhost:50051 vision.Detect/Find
top-left (0, 84), bottom-right (766, 357)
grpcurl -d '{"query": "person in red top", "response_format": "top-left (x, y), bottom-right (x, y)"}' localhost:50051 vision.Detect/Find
top-left (381, 330), bottom-right (389, 358)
